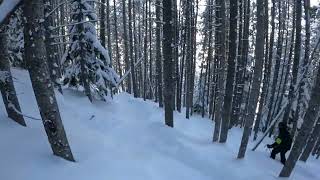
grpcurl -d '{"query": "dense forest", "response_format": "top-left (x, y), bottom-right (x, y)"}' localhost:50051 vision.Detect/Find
top-left (0, 0), bottom-right (320, 179)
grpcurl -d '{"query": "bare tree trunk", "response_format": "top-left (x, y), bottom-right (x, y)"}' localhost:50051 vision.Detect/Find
top-left (0, 26), bottom-right (26, 126)
top-left (233, 0), bottom-right (250, 125)
top-left (148, 0), bottom-right (153, 100)
top-left (185, 0), bottom-right (193, 119)
top-left (174, 0), bottom-right (179, 112)
top-left (220, 0), bottom-right (238, 143)
top-left (212, 0), bottom-right (226, 142)
top-left (143, 0), bottom-right (148, 100)
top-left (122, 0), bottom-right (131, 93)
top-left (23, 0), bottom-right (74, 161)
top-left (44, 0), bottom-right (62, 93)
top-left (282, 0), bottom-right (302, 128)
top-left (155, 0), bottom-right (163, 107)
top-left (263, 0), bottom-right (276, 130)
top-left (237, 0), bottom-right (265, 159)
top-left (113, 0), bottom-right (123, 90)
top-left (163, 0), bottom-right (174, 127)
top-left (291, 0), bottom-right (311, 136)
top-left (231, 0), bottom-right (244, 127)
top-left (128, 0), bottom-right (138, 97)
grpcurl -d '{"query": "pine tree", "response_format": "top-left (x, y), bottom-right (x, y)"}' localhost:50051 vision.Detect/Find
top-left (61, 0), bottom-right (119, 101)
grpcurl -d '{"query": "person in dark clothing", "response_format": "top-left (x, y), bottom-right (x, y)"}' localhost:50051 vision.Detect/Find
top-left (267, 122), bottom-right (292, 165)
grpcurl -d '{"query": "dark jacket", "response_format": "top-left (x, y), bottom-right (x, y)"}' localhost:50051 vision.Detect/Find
top-left (270, 127), bottom-right (292, 151)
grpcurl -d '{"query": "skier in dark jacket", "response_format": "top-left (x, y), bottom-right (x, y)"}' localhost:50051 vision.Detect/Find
top-left (267, 122), bottom-right (292, 165)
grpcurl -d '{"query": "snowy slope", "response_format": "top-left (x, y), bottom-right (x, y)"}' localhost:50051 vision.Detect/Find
top-left (0, 68), bottom-right (319, 180)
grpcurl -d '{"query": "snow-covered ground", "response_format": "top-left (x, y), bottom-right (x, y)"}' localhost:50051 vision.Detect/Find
top-left (0, 68), bottom-right (319, 180)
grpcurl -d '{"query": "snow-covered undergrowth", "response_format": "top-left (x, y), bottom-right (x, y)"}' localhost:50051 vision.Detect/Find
top-left (0, 68), bottom-right (319, 180)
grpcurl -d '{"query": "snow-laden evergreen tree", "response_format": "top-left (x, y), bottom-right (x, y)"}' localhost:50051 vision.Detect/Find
top-left (7, 8), bottom-right (24, 67)
top-left (62, 0), bottom-right (119, 101)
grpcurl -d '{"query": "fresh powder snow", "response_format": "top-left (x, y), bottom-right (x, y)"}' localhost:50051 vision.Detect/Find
top-left (0, 68), bottom-right (319, 180)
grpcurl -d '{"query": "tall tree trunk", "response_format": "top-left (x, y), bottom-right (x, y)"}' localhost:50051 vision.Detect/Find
top-left (0, 26), bottom-right (26, 126)
top-left (44, 0), bottom-right (62, 93)
top-left (163, 0), bottom-right (174, 127)
top-left (253, 0), bottom-right (269, 139)
top-left (220, 0), bottom-right (238, 143)
top-left (263, 0), bottom-right (276, 130)
top-left (212, 0), bottom-right (226, 142)
top-left (155, 0), bottom-right (163, 107)
top-left (237, 0), bottom-right (265, 159)
top-left (23, 0), bottom-right (74, 161)
top-left (106, 0), bottom-right (112, 62)
top-left (266, 0), bottom-right (284, 136)
top-left (233, 0), bottom-right (250, 125)
top-left (185, 0), bottom-right (193, 119)
top-left (122, 0), bottom-right (131, 93)
top-left (148, 0), bottom-right (153, 100)
top-left (231, 0), bottom-right (244, 127)
top-left (282, 0), bottom-right (302, 127)
top-left (143, 0), bottom-right (148, 101)
top-left (291, 0), bottom-right (311, 136)
top-left (174, 0), bottom-right (179, 112)
top-left (128, 0), bottom-right (138, 97)
top-left (113, 0), bottom-right (123, 90)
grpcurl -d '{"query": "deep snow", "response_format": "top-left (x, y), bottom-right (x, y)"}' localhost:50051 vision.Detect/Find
top-left (0, 68), bottom-right (319, 180)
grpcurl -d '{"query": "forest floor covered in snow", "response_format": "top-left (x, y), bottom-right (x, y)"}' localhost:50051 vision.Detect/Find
top-left (0, 68), bottom-right (319, 180)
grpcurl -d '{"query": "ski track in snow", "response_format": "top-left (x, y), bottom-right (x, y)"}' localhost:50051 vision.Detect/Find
top-left (0, 68), bottom-right (319, 180)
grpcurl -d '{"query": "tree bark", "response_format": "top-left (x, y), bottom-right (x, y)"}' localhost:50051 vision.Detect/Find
top-left (212, 0), bottom-right (226, 142)
top-left (163, 0), bottom-right (174, 127)
top-left (237, 0), bottom-right (265, 159)
top-left (122, 0), bottom-right (131, 93)
top-left (220, 0), bottom-right (238, 143)
top-left (23, 0), bottom-right (74, 161)
top-left (128, 0), bottom-right (138, 97)
top-left (155, 0), bottom-right (163, 107)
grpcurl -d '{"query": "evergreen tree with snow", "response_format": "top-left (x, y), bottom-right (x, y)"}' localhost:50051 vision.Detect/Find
top-left (7, 8), bottom-right (24, 68)
top-left (62, 0), bottom-right (119, 101)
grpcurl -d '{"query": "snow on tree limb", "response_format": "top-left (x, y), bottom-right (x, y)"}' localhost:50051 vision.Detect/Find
top-left (0, 0), bottom-right (22, 25)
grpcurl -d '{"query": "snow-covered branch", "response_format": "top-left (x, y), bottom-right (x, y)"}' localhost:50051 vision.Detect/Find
top-left (0, 0), bottom-right (22, 25)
